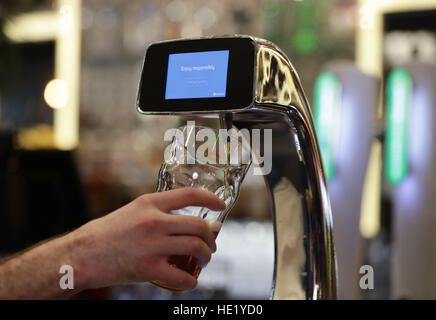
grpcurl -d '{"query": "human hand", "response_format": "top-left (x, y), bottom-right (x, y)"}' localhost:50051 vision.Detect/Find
top-left (71, 187), bottom-right (226, 291)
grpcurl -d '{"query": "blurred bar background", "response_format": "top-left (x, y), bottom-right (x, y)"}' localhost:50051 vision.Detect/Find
top-left (1, 0), bottom-right (436, 300)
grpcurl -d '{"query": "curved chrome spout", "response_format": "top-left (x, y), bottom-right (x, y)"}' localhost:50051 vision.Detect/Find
top-left (135, 35), bottom-right (337, 300)
top-left (234, 38), bottom-right (337, 299)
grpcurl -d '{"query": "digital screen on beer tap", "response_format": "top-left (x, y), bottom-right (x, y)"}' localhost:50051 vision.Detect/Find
top-left (165, 50), bottom-right (230, 100)
top-left (137, 37), bottom-right (255, 112)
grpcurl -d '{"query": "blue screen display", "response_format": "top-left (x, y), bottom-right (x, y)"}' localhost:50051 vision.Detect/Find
top-left (165, 50), bottom-right (229, 100)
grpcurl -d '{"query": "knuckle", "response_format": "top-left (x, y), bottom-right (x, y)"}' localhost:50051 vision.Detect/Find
top-left (183, 187), bottom-right (198, 198)
top-left (137, 194), bottom-right (152, 207)
top-left (191, 216), bottom-right (208, 231)
top-left (141, 215), bottom-right (162, 231)
top-left (205, 247), bottom-right (212, 261)
top-left (175, 275), bottom-right (187, 287)
top-left (177, 274), bottom-right (196, 289)
top-left (135, 258), bottom-right (161, 281)
top-left (190, 239), bottom-right (211, 263)
top-left (189, 238), bottom-right (204, 253)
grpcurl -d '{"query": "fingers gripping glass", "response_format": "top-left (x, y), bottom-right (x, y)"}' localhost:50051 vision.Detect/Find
top-left (151, 124), bottom-right (252, 292)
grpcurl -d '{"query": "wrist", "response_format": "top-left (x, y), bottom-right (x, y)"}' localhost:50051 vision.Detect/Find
top-left (64, 217), bottom-right (123, 291)
top-left (0, 228), bottom-right (95, 299)
top-left (62, 222), bottom-right (99, 292)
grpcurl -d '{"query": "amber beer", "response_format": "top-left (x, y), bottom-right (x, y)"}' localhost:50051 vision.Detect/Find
top-left (152, 220), bottom-right (222, 292)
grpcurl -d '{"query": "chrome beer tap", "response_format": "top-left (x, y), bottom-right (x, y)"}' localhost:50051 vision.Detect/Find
top-left (137, 35), bottom-right (337, 300)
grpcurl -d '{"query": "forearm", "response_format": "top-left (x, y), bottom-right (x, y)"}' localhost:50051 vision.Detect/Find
top-left (0, 189), bottom-right (224, 299)
top-left (0, 229), bottom-right (91, 299)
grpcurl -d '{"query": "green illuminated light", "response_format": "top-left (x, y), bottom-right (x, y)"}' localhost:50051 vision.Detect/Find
top-left (314, 73), bottom-right (341, 182)
top-left (293, 29), bottom-right (319, 54)
top-left (385, 69), bottom-right (412, 185)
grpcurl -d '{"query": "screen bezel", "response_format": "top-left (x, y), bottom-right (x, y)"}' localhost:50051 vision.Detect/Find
top-left (136, 37), bottom-right (256, 113)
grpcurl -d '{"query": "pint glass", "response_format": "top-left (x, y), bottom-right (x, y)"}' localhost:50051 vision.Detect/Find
top-left (151, 124), bottom-right (251, 291)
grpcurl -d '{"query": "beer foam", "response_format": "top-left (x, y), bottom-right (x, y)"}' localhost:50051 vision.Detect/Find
top-left (205, 220), bottom-right (222, 233)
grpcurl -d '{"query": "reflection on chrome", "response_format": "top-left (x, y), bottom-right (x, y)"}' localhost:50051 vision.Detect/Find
top-left (233, 36), bottom-right (337, 299)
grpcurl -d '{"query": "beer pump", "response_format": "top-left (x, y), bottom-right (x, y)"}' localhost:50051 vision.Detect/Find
top-left (386, 65), bottom-right (436, 299)
top-left (136, 35), bottom-right (337, 300)
top-left (314, 62), bottom-right (379, 299)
